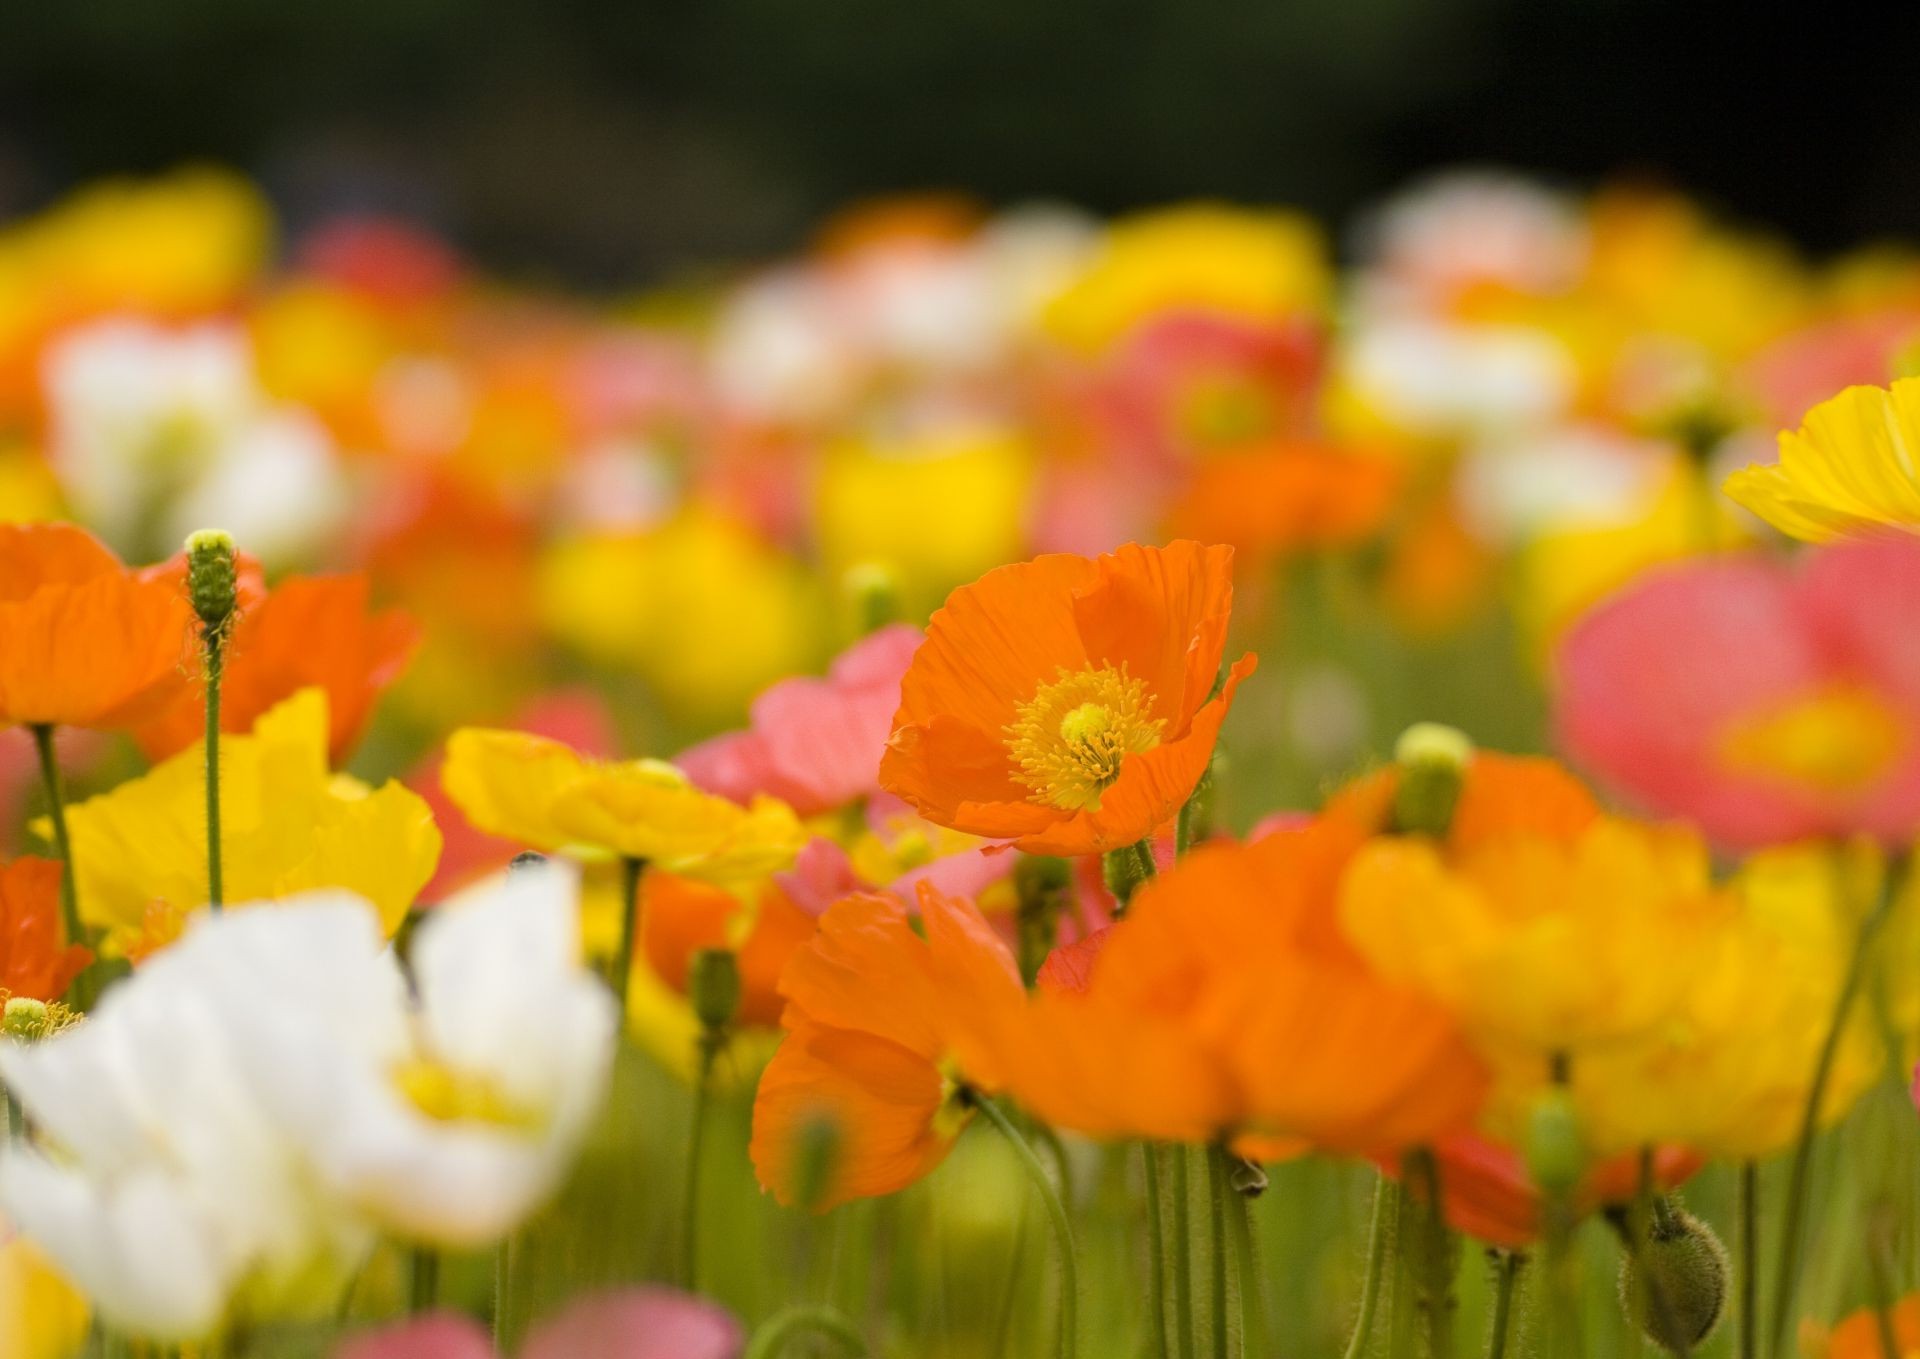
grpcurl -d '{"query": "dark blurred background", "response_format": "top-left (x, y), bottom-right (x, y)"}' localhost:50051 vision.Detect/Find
top-left (0, 0), bottom-right (1911, 284)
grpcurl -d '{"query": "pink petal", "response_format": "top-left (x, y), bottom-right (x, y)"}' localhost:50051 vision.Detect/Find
top-left (334, 1314), bottom-right (496, 1359)
top-left (521, 1287), bottom-right (743, 1359)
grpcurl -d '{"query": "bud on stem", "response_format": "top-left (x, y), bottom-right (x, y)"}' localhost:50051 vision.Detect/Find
top-left (1391, 722), bottom-right (1474, 837)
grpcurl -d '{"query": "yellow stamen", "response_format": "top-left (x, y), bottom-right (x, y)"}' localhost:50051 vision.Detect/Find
top-left (1720, 688), bottom-right (1903, 794)
top-left (393, 1059), bottom-right (540, 1130)
top-left (1005, 665), bottom-right (1164, 811)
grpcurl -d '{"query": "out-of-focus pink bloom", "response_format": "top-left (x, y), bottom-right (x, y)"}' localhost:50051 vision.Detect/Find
top-left (1555, 537), bottom-right (1920, 849)
top-left (336, 1289), bottom-right (742, 1359)
top-left (678, 624), bottom-right (922, 817)
top-left (408, 689), bottom-right (619, 901)
top-left (335, 1313), bottom-right (496, 1359)
top-left (774, 829), bottom-right (1006, 918)
top-left (1738, 310), bottom-right (1920, 428)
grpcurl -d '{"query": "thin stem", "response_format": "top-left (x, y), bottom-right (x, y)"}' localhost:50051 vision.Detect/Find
top-left (1409, 1149), bottom-right (1454, 1359)
top-left (1206, 1147), bottom-right (1230, 1359)
top-left (742, 1304), bottom-right (866, 1359)
top-left (976, 1096), bottom-right (1078, 1359)
top-left (408, 1246), bottom-right (440, 1314)
top-left (612, 855), bottom-right (645, 1016)
top-left (1227, 1179), bottom-right (1270, 1359)
top-left (494, 1233), bottom-right (516, 1351)
top-left (29, 725), bottom-right (83, 950)
top-left (1767, 881), bottom-right (1894, 1357)
top-left (1486, 1252), bottom-right (1521, 1359)
top-left (1343, 1173), bottom-right (1395, 1359)
top-left (1171, 1145), bottom-right (1196, 1359)
top-left (683, 1040), bottom-right (717, 1290)
top-left (202, 628), bottom-right (226, 912)
top-left (1738, 1162), bottom-right (1758, 1359)
top-left (1134, 840), bottom-right (1159, 885)
top-left (1145, 1144), bottom-right (1172, 1359)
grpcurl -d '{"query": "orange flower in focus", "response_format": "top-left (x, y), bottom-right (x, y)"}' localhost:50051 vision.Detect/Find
top-left (132, 573), bottom-right (418, 762)
top-left (1011, 831), bottom-right (1487, 1153)
top-left (642, 872), bottom-right (817, 1028)
top-left (0, 858), bottom-right (90, 1000)
top-left (749, 884), bottom-right (1023, 1210)
top-left (1823, 1295), bottom-right (1920, 1359)
top-left (1167, 443), bottom-right (1402, 563)
top-left (0, 523), bottom-right (191, 730)
top-left (881, 541), bottom-right (1255, 856)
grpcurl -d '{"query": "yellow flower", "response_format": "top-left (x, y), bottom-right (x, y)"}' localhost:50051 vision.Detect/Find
top-left (44, 689), bottom-right (440, 950)
top-left (815, 426), bottom-right (1034, 617)
top-left (441, 728), bottom-right (806, 881)
top-left (538, 508), bottom-right (823, 720)
top-left (1042, 203), bottom-right (1329, 352)
top-left (1564, 842), bottom-right (1904, 1159)
top-left (1724, 376), bottom-right (1920, 541)
top-left (0, 1228), bottom-right (88, 1359)
top-left (1339, 816), bottom-right (1725, 1059)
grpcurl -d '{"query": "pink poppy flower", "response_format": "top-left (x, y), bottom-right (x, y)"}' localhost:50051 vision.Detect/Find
top-left (336, 1289), bottom-right (742, 1359)
top-left (1555, 537), bottom-right (1920, 849)
top-left (678, 624), bottom-right (922, 817)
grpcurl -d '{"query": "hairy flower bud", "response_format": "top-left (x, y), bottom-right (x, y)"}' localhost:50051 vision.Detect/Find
top-left (1618, 1205), bottom-right (1730, 1353)
top-left (689, 947), bottom-right (742, 1035)
top-left (1392, 722), bottom-right (1474, 836)
top-left (1525, 1086), bottom-right (1586, 1199)
top-left (184, 528), bottom-right (239, 631)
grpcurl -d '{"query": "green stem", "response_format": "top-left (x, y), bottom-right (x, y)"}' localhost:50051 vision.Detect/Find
top-left (976, 1096), bottom-right (1079, 1359)
top-left (29, 724), bottom-right (83, 951)
top-left (1145, 1144), bottom-right (1173, 1359)
top-left (1343, 1173), bottom-right (1395, 1359)
top-left (408, 1246), bottom-right (440, 1314)
top-left (1171, 1145), bottom-right (1196, 1359)
top-left (1134, 840), bottom-right (1159, 886)
top-left (1408, 1148), bottom-right (1454, 1359)
top-left (1227, 1177), bottom-right (1270, 1359)
top-left (202, 628), bottom-right (225, 912)
top-left (494, 1234), bottom-right (517, 1352)
top-left (1202, 1147), bottom-right (1231, 1359)
top-left (742, 1304), bottom-right (866, 1359)
top-left (1738, 1162), bottom-right (1758, 1359)
top-left (612, 855), bottom-right (645, 1016)
top-left (1767, 881), bottom-right (1894, 1358)
top-left (1486, 1252), bottom-right (1520, 1359)
top-left (683, 1039), bottom-right (717, 1290)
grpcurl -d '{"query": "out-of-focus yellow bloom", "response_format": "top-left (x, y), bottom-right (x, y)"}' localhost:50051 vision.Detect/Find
top-left (251, 282), bottom-right (397, 442)
top-left (1567, 841), bottom-right (1905, 1160)
top-left (0, 1231), bottom-right (87, 1359)
top-left (442, 727), bottom-right (806, 881)
top-left (0, 444), bottom-right (63, 523)
top-left (538, 508), bottom-right (823, 719)
top-left (1339, 816), bottom-right (1724, 1058)
top-left (815, 426), bottom-right (1033, 616)
top-left (45, 689), bottom-right (440, 952)
top-left (1724, 376), bottom-right (1920, 541)
top-left (1516, 456), bottom-right (1747, 660)
top-left (1042, 203), bottom-right (1329, 352)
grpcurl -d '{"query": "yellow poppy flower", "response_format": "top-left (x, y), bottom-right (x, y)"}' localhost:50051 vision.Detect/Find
top-left (0, 1230), bottom-right (88, 1359)
top-left (440, 728), bottom-right (806, 881)
top-left (1724, 376), bottom-right (1920, 541)
top-left (1042, 203), bottom-right (1329, 352)
top-left (43, 688), bottom-right (440, 951)
top-left (1562, 842), bottom-right (1905, 1160)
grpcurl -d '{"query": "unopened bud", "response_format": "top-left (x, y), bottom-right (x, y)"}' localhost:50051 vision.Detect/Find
top-left (1526, 1087), bottom-right (1586, 1199)
top-left (1618, 1206), bottom-right (1730, 1353)
top-left (1392, 722), bottom-right (1474, 836)
top-left (689, 948), bottom-right (742, 1035)
top-left (843, 562), bottom-right (902, 636)
top-left (791, 1112), bottom-right (845, 1215)
top-left (184, 529), bottom-right (238, 630)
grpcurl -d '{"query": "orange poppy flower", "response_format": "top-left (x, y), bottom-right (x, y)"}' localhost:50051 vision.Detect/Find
top-left (641, 871), bottom-right (817, 1028)
top-left (0, 523), bottom-right (192, 731)
top-left (0, 857), bottom-right (91, 1000)
top-left (1011, 830), bottom-right (1487, 1154)
top-left (880, 541), bottom-right (1256, 856)
top-left (131, 573), bottom-right (419, 762)
top-left (749, 883), bottom-right (1023, 1210)
top-left (1823, 1294), bottom-right (1920, 1359)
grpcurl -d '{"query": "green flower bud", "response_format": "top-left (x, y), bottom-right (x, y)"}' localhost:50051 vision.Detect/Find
top-left (1618, 1206), bottom-right (1730, 1354)
top-left (1392, 722), bottom-right (1474, 836)
top-left (689, 947), bottom-right (742, 1035)
top-left (184, 528), bottom-right (239, 630)
top-left (843, 562), bottom-right (902, 636)
top-left (1525, 1087), bottom-right (1586, 1199)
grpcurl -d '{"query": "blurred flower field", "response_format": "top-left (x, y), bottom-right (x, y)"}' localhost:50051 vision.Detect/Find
top-left (0, 165), bottom-right (1915, 1359)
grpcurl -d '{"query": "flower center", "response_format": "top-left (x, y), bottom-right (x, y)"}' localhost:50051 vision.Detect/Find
top-left (393, 1059), bottom-right (540, 1130)
top-left (1006, 665), bottom-right (1164, 811)
top-left (1719, 688), bottom-right (1904, 794)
